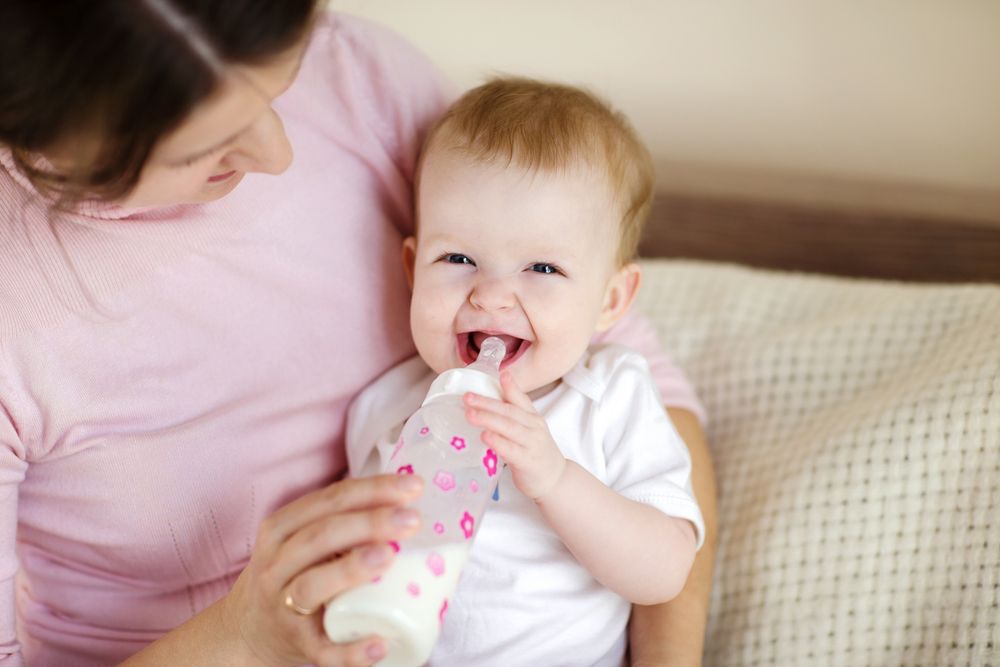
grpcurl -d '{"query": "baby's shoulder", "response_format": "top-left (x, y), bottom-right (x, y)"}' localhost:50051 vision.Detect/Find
top-left (350, 356), bottom-right (433, 419)
top-left (561, 344), bottom-right (658, 406)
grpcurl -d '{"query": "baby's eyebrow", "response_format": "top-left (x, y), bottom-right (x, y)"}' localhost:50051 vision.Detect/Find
top-left (420, 232), bottom-right (465, 247)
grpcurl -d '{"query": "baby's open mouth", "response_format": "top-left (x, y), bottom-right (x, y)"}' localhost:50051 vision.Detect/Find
top-left (458, 332), bottom-right (530, 368)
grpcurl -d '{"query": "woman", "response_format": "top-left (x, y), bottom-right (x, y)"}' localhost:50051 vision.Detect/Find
top-left (0, 1), bottom-right (717, 665)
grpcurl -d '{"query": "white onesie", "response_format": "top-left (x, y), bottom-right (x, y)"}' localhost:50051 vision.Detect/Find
top-left (346, 344), bottom-right (705, 667)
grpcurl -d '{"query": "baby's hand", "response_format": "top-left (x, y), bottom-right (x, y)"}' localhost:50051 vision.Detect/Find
top-left (463, 371), bottom-right (567, 501)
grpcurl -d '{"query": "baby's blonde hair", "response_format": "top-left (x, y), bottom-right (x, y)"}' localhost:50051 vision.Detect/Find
top-left (421, 76), bottom-right (655, 266)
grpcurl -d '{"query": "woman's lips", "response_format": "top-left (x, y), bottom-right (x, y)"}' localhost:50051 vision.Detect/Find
top-left (207, 170), bottom-right (238, 183)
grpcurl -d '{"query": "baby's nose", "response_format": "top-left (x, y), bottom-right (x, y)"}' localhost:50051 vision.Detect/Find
top-left (468, 275), bottom-right (516, 311)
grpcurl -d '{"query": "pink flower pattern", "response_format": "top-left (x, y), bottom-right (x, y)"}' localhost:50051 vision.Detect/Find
top-left (460, 511), bottom-right (475, 539)
top-left (482, 448), bottom-right (498, 477)
top-left (407, 582), bottom-right (420, 597)
top-left (396, 464), bottom-right (414, 475)
top-left (426, 552), bottom-right (445, 577)
top-left (433, 470), bottom-right (456, 492)
top-left (419, 426), bottom-right (430, 436)
top-left (433, 522), bottom-right (445, 534)
top-left (469, 480), bottom-right (479, 493)
top-left (389, 541), bottom-right (400, 553)
top-left (439, 599), bottom-right (449, 624)
top-left (450, 436), bottom-right (466, 451)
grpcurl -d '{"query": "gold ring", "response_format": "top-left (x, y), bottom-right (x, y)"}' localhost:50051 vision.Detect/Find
top-left (284, 590), bottom-right (321, 616)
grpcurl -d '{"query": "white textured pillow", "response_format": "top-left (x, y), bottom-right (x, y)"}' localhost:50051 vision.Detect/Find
top-left (636, 259), bottom-right (1000, 667)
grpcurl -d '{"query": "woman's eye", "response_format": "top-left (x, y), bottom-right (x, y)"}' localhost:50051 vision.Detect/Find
top-left (530, 263), bottom-right (561, 275)
top-left (445, 254), bottom-right (474, 265)
top-left (169, 144), bottom-right (227, 169)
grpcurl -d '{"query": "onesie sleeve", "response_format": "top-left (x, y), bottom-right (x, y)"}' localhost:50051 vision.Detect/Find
top-left (595, 347), bottom-right (705, 550)
top-left (593, 309), bottom-right (707, 426)
top-left (345, 356), bottom-right (434, 478)
top-left (0, 396), bottom-right (27, 665)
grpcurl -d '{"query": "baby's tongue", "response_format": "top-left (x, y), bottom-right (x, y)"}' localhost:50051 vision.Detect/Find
top-left (471, 333), bottom-right (518, 360)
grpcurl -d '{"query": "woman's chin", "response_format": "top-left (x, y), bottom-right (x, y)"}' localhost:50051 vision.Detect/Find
top-left (120, 172), bottom-right (247, 208)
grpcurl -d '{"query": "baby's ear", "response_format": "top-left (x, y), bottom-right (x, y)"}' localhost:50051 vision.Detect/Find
top-left (595, 262), bottom-right (642, 332)
top-left (401, 236), bottom-right (417, 291)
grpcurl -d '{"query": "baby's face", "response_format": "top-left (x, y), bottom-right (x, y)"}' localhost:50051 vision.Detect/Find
top-left (405, 147), bottom-right (626, 394)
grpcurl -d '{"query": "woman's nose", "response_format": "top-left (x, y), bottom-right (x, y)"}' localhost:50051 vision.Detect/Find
top-left (469, 275), bottom-right (516, 312)
top-left (224, 108), bottom-right (293, 175)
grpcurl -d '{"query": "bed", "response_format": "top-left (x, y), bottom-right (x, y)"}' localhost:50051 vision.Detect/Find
top-left (637, 188), bottom-right (1000, 666)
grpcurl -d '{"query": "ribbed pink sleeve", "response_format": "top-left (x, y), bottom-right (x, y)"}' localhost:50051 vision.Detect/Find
top-left (0, 352), bottom-right (27, 666)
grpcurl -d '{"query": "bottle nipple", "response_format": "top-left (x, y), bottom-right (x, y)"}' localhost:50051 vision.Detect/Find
top-left (466, 336), bottom-right (506, 378)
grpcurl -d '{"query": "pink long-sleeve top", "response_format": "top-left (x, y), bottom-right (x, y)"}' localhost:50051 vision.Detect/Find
top-left (0, 12), bottom-right (704, 666)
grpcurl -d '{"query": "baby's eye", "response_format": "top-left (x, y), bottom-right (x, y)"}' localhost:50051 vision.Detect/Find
top-left (529, 263), bottom-right (562, 275)
top-left (444, 253), bottom-right (475, 266)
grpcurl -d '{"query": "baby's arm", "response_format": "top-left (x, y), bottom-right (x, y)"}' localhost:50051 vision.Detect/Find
top-left (463, 370), bottom-right (698, 605)
top-left (538, 460), bottom-right (696, 605)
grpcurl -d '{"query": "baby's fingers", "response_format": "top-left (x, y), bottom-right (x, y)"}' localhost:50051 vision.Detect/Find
top-left (463, 392), bottom-right (536, 428)
top-left (498, 370), bottom-right (534, 411)
top-left (480, 429), bottom-right (521, 464)
top-left (465, 404), bottom-right (532, 446)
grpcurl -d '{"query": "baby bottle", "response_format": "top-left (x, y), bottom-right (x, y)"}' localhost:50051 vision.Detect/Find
top-left (324, 337), bottom-right (507, 667)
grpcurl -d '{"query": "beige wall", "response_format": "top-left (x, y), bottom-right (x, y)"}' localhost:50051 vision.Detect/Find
top-left (332, 1), bottom-right (1000, 216)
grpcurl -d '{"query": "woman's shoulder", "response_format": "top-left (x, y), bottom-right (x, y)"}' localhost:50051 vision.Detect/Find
top-left (295, 11), bottom-right (451, 124)
top-left (319, 11), bottom-right (432, 69)
top-left (279, 10), bottom-right (451, 225)
top-left (0, 160), bottom-right (72, 339)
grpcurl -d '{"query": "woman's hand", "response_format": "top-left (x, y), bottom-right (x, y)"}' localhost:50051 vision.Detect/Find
top-left (222, 473), bottom-right (425, 667)
top-left (463, 370), bottom-right (567, 501)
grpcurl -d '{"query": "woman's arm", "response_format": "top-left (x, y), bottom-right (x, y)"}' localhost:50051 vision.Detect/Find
top-left (629, 407), bottom-right (718, 667)
top-left (120, 474), bottom-right (425, 667)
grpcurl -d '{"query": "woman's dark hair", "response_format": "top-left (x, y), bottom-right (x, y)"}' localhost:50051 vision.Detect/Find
top-left (0, 0), bottom-right (320, 202)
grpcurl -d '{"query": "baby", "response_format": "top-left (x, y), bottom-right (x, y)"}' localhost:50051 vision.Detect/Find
top-left (345, 77), bottom-right (704, 666)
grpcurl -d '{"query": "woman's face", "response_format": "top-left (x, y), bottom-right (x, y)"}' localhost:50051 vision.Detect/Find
top-left (117, 42), bottom-right (308, 208)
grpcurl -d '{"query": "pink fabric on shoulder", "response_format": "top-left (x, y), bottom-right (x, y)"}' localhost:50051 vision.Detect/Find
top-left (595, 309), bottom-right (707, 426)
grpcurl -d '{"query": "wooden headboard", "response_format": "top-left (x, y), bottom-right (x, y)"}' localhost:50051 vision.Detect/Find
top-left (639, 178), bottom-right (1000, 284)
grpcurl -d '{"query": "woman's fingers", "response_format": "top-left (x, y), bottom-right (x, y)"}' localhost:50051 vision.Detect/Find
top-left (284, 542), bottom-right (394, 617)
top-left (258, 474), bottom-right (424, 553)
top-left (273, 504), bottom-right (419, 587)
top-left (309, 634), bottom-right (388, 667)
top-left (222, 474), bottom-right (427, 667)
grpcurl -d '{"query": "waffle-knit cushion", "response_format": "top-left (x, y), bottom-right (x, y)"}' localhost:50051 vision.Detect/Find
top-left (636, 259), bottom-right (999, 667)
